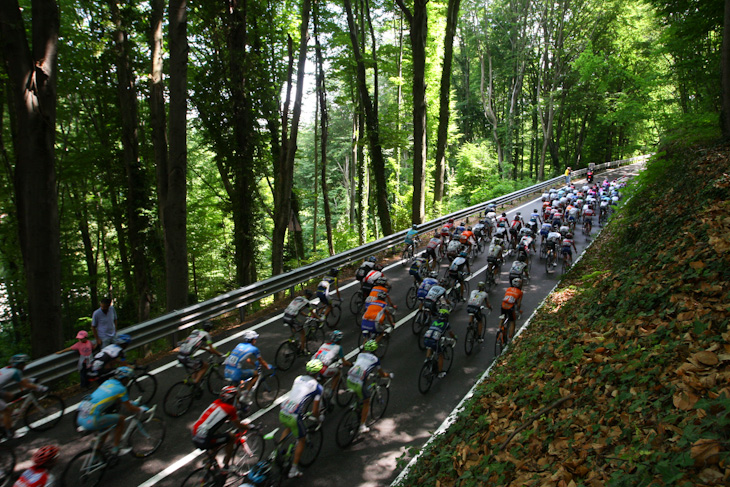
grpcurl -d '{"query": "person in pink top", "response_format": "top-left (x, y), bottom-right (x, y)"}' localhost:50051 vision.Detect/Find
top-left (56, 330), bottom-right (94, 388)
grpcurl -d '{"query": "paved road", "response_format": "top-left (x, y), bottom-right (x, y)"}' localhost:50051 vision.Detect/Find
top-left (9, 164), bottom-right (643, 487)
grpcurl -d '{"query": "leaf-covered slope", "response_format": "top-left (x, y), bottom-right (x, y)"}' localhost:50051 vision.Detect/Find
top-left (397, 142), bottom-right (730, 487)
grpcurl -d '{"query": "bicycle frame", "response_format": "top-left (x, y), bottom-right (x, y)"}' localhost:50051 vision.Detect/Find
top-left (82, 404), bottom-right (159, 457)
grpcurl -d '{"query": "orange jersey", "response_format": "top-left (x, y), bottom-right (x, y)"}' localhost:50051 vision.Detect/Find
top-left (501, 287), bottom-right (523, 310)
top-left (460, 230), bottom-right (474, 243)
top-left (363, 301), bottom-right (387, 322)
top-left (368, 285), bottom-right (389, 300)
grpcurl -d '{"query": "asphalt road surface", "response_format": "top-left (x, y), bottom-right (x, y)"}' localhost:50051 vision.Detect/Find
top-left (8, 164), bottom-right (643, 487)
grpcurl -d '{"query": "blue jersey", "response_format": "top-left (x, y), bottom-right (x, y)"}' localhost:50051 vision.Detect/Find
top-left (417, 278), bottom-right (438, 300)
top-left (79, 378), bottom-right (129, 417)
top-left (424, 318), bottom-right (450, 350)
top-left (225, 343), bottom-right (260, 372)
top-left (404, 229), bottom-right (418, 244)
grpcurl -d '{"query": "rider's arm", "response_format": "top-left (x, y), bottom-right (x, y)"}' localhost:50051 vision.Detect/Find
top-left (121, 399), bottom-right (147, 415)
top-left (18, 378), bottom-right (46, 392)
top-left (258, 355), bottom-right (272, 370)
top-left (203, 343), bottom-right (223, 357)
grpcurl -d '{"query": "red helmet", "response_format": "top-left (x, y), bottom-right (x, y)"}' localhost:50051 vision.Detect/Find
top-left (220, 385), bottom-right (238, 404)
top-left (32, 445), bottom-right (59, 466)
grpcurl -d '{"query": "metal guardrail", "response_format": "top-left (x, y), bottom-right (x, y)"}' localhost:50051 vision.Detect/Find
top-left (28, 154), bottom-right (651, 384)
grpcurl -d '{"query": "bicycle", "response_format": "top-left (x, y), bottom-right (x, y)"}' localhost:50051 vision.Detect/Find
top-left (62, 405), bottom-right (165, 487)
top-left (0, 445), bottom-right (15, 487)
top-left (315, 298), bottom-right (341, 329)
top-left (464, 306), bottom-right (489, 356)
top-left (357, 322), bottom-right (393, 358)
top-left (418, 336), bottom-right (455, 394)
top-left (319, 365), bottom-right (353, 412)
top-left (163, 355), bottom-right (226, 417)
top-left (446, 274), bottom-right (470, 305)
top-left (335, 376), bottom-right (391, 448)
top-left (348, 288), bottom-right (365, 316)
top-left (273, 414), bottom-right (323, 472)
top-left (400, 236), bottom-right (421, 268)
top-left (0, 381), bottom-right (64, 435)
top-left (561, 251), bottom-right (573, 274)
top-left (545, 246), bottom-right (557, 274)
top-left (485, 260), bottom-right (500, 292)
top-left (181, 424), bottom-right (265, 487)
top-left (275, 317), bottom-right (325, 371)
top-left (582, 218), bottom-right (592, 236)
top-left (88, 365), bottom-right (157, 406)
top-left (405, 280), bottom-right (419, 310)
top-left (233, 365), bottom-right (280, 412)
top-left (494, 313), bottom-right (515, 357)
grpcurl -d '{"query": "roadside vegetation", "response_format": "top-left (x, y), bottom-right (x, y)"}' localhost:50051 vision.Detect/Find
top-left (396, 131), bottom-right (730, 486)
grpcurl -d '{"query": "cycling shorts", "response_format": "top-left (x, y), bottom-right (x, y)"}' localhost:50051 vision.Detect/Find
top-left (317, 293), bottom-right (330, 305)
top-left (224, 367), bottom-right (255, 384)
top-left (500, 307), bottom-right (517, 323)
top-left (283, 317), bottom-right (304, 332)
top-left (177, 355), bottom-right (203, 372)
top-left (77, 412), bottom-right (121, 432)
top-left (561, 247), bottom-right (573, 257)
top-left (346, 378), bottom-right (371, 400)
top-left (361, 320), bottom-right (382, 335)
top-left (193, 432), bottom-right (229, 451)
top-left (423, 328), bottom-right (443, 352)
top-left (279, 410), bottom-right (306, 439)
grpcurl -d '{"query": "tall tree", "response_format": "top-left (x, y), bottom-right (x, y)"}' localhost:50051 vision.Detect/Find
top-left (722, 0), bottom-right (730, 138)
top-left (0, 0), bottom-right (63, 356)
top-left (396, 0), bottom-right (428, 224)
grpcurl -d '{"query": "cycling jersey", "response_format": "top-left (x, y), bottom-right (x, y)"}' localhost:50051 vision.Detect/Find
top-left (283, 296), bottom-right (311, 327)
top-left (362, 301), bottom-right (388, 324)
top-left (426, 237), bottom-right (441, 249)
top-left (355, 261), bottom-right (375, 282)
top-left (409, 258), bottom-right (427, 278)
top-left (88, 344), bottom-right (125, 377)
top-left (446, 239), bottom-right (461, 255)
top-left (192, 399), bottom-right (237, 440)
top-left (280, 376), bottom-right (322, 417)
top-left (459, 230), bottom-right (474, 245)
top-left (501, 287), bottom-right (523, 310)
top-left (487, 244), bottom-right (503, 260)
top-left (178, 329), bottom-right (213, 357)
top-left (77, 378), bottom-right (128, 431)
top-left (346, 352), bottom-right (380, 400)
top-left (316, 276), bottom-right (337, 298)
top-left (417, 278), bottom-right (439, 300)
top-left (0, 367), bottom-right (22, 389)
top-left (363, 270), bottom-right (383, 287)
top-left (423, 317), bottom-right (450, 351)
top-left (13, 467), bottom-right (56, 487)
top-left (509, 261), bottom-right (528, 278)
top-left (449, 256), bottom-right (467, 277)
top-left (404, 229), bottom-right (419, 245)
top-left (540, 223), bottom-right (552, 236)
top-left (365, 284), bottom-right (389, 305)
top-left (467, 290), bottom-right (489, 315)
top-left (312, 342), bottom-right (344, 373)
top-left (224, 343), bottom-right (261, 383)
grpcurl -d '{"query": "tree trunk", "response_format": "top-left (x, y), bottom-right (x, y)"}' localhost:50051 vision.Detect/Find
top-left (0, 0), bottom-right (63, 356)
top-left (166, 0), bottom-right (189, 310)
top-left (722, 0), bottom-right (730, 138)
top-left (150, 0), bottom-right (168, 225)
top-left (72, 188), bottom-right (98, 311)
top-left (344, 0), bottom-right (393, 235)
top-left (109, 0), bottom-right (152, 321)
top-left (434, 0), bottom-right (460, 206)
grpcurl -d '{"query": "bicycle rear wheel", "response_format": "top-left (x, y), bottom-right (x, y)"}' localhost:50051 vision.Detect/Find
top-left (0, 446), bottom-right (15, 487)
top-left (464, 324), bottom-right (477, 356)
top-left (163, 381), bottom-right (195, 418)
top-left (231, 431), bottom-right (265, 475)
top-left (418, 360), bottom-right (435, 394)
top-left (206, 366), bottom-right (225, 396)
top-left (129, 373), bottom-right (158, 405)
top-left (369, 385), bottom-right (389, 421)
top-left (442, 345), bottom-right (454, 373)
top-left (375, 333), bottom-right (390, 358)
top-left (494, 329), bottom-right (505, 357)
top-left (405, 286), bottom-right (418, 310)
top-left (325, 304), bottom-right (341, 328)
top-left (336, 375), bottom-right (355, 407)
top-left (275, 341), bottom-right (297, 372)
top-left (255, 372), bottom-right (280, 409)
top-left (335, 408), bottom-right (360, 449)
top-left (62, 448), bottom-right (107, 487)
top-left (306, 325), bottom-right (325, 353)
top-left (349, 290), bottom-right (364, 315)
top-left (24, 393), bottom-right (64, 432)
top-left (181, 467), bottom-right (217, 487)
top-left (400, 248), bottom-right (412, 268)
top-left (128, 417), bottom-right (166, 458)
top-left (299, 426), bottom-right (323, 467)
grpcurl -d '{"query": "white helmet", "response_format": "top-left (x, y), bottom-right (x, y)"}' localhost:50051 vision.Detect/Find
top-left (242, 330), bottom-right (259, 343)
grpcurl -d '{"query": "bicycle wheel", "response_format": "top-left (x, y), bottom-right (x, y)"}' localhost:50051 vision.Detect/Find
top-left (494, 329), bottom-right (505, 357)
top-left (24, 393), bottom-right (64, 431)
top-left (400, 248), bottom-right (411, 268)
top-left (163, 381), bottom-right (195, 418)
top-left (464, 324), bottom-right (476, 356)
top-left (129, 373), bottom-right (158, 405)
top-left (442, 344), bottom-right (454, 373)
top-left (326, 304), bottom-right (341, 328)
top-left (231, 430), bottom-right (265, 475)
top-left (411, 310), bottom-right (425, 335)
top-left (335, 408), bottom-right (360, 449)
top-left (181, 467), bottom-right (216, 487)
top-left (306, 325), bottom-right (325, 353)
top-left (462, 280), bottom-right (470, 297)
top-left (255, 371), bottom-right (280, 409)
top-left (418, 360), bottom-right (435, 394)
top-left (545, 253), bottom-right (554, 274)
top-left (369, 385), bottom-right (389, 421)
top-left (349, 290), bottom-right (364, 315)
top-left (405, 286), bottom-right (417, 310)
top-left (375, 333), bottom-right (390, 358)
top-left (562, 258), bottom-right (569, 274)
top-left (275, 340), bottom-right (297, 371)
top-left (128, 417), bottom-right (166, 458)
top-left (62, 448), bottom-right (107, 487)
top-left (0, 446), bottom-right (15, 487)
top-left (299, 426), bottom-right (323, 467)
top-left (336, 376), bottom-right (355, 407)
top-left (206, 366), bottom-right (225, 396)
top-left (417, 326), bottom-right (429, 352)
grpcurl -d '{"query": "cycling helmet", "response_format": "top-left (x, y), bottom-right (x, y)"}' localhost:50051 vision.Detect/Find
top-left (518, 253), bottom-right (527, 263)
top-left (220, 385), bottom-right (238, 403)
top-left (364, 340), bottom-right (378, 352)
top-left (467, 226), bottom-right (472, 231)
top-left (501, 213), bottom-right (507, 217)
top-left (9, 353), bottom-right (30, 367)
top-left (459, 251), bottom-right (468, 257)
top-left (375, 277), bottom-right (388, 286)
top-left (306, 359), bottom-right (324, 375)
top-left (412, 224), bottom-right (418, 230)
top-left (460, 222), bottom-right (465, 226)
top-left (516, 212), bottom-right (521, 216)
top-left (31, 445), bottom-right (59, 467)
top-left (329, 330), bottom-right (344, 343)
top-left (367, 256), bottom-right (377, 263)
top-left (512, 278), bottom-right (523, 289)
top-left (377, 291), bottom-right (388, 301)
top-left (437, 309), bottom-right (450, 321)
top-left (114, 365), bottom-right (134, 380)
top-left (448, 218), bottom-right (454, 223)
top-left (202, 321), bottom-right (213, 332)
top-left (242, 330), bottom-right (259, 343)
top-left (115, 334), bottom-right (132, 346)
top-left (434, 231), bottom-right (440, 237)
top-left (374, 264), bottom-right (384, 271)
top-left (328, 268), bottom-right (339, 277)
top-left (566, 233), bottom-right (573, 239)
top-left (477, 281), bottom-right (486, 291)
top-left (246, 460), bottom-right (272, 484)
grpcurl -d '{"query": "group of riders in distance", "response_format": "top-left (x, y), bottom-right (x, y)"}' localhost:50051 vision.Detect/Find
top-left (0, 176), bottom-right (625, 486)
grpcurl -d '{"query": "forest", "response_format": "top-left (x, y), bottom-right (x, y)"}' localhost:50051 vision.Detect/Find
top-left (0, 0), bottom-right (726, 358)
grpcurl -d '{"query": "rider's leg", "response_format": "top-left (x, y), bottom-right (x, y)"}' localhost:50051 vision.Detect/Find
top-left (360, 398), bottom-right (371, 425)
top-left (192, 361), bottom-right (208, 384)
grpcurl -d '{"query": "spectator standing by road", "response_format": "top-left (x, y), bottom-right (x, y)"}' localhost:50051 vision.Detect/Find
top-left (564, 167), bottom-right (572, 184)
top-left (56, 330), bottom-right (94, 388)
top-left (92, 297), bottom-right (118, 348)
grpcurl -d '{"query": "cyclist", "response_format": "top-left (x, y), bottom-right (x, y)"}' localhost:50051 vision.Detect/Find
top-left (0, 354), bottom-right (48, 439)
top-left (529, 208), bottom-right (542, 226)
top-left (177, 321), bottom-right (224, 385)
top-left (486, 237), bottom-right (504, 282)
top-left (539, 220), bottom-right (552, 245)
top-left (440, 219), bottom-right (455, 243)
top-left (500, 279), bottom-right (524, 338)
top-left (424, 232), bottom-right (443, 267)
top-left (346, 340), bottom-right (392, 434)
top-left (508, 254), bottom-right (530, 284)
top-left (312, 330), bottom-right (352, 397)
top-left (354, 256), bottom-right (377, 283)
top-left (459, 226), bottom-right (476, 254)
top-left (224, 330), bottom-right (271, 407)
top-left (454, 222), bottom-right (466, 236)
top-left (448, 251), bottom-right (471, 302)
top-left (416, 272), bottom-right (440, 311)
top-left (278, 360), bottom-right (325, 478)
top-left (423, 278), bottom-right (451, 314)
top-left (77, 366), bottom-right (148, 457)
top-left (283, 290), bottom-right (317, 352)
top-left (362, 264), bottom-right (384, 297)
top-left (192, 385), bottom-right (251, 476)
top-left (88, 333), bottom-right (131, 380)
top-left (361, 292), bottom-right (395, 344)
top-left (509, 213), bottom-right (524, 244)
top-left (365, 277), bottom-right (396, 309)
top-left (423, 309), bottom-right (457, 378)
top-left (316, 268), bottom-right (341, 320)
top-left (467, 283), bottom-right (493, 343)
top-left (408, 253), bottom-right (428, 284)
top-left (13, 445), bottom-right (59, 487)
top-left (546, 230), bottom-right (562, 267)
top-left (518, 226), bottom-right (535, 254)
top-left (495, 213), bottom-right (510, 244)
top-left (561, 233), bottom-right (578, 266)
top-left (472, 220), bottom-right (487, 250)
top-left (404, 224), bottom-right (419, 250)
top-left (445, 236), bottom-right (462, 261)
